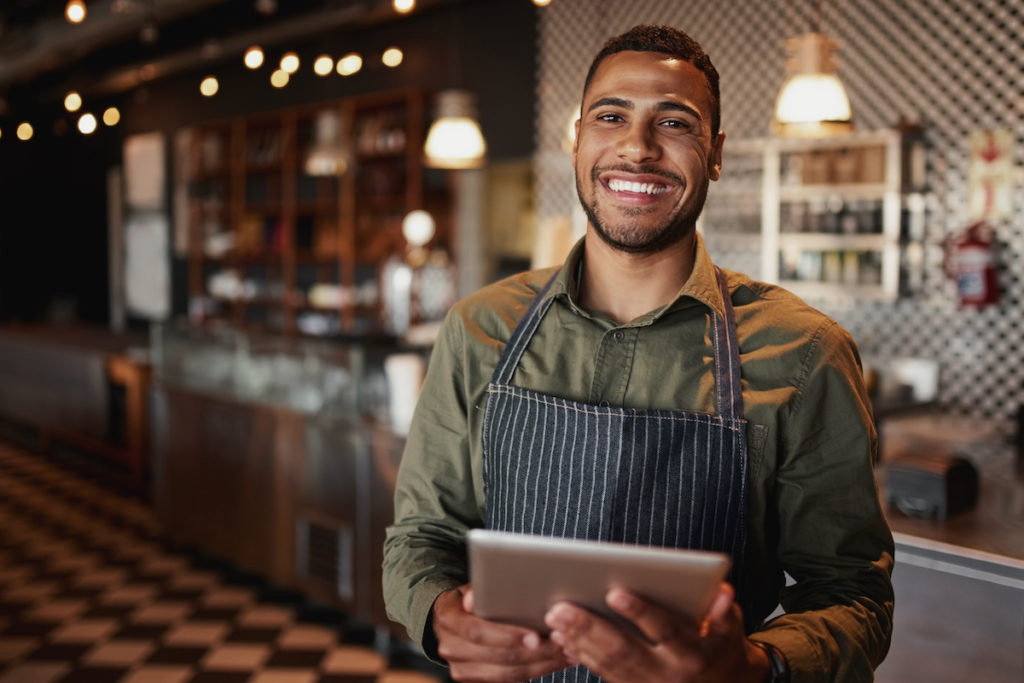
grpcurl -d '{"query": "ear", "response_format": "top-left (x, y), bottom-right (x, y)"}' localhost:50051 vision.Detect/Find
top-left (571, 118), bottom-right (581, 169)
top-left (708, 130), bottom-right (725, 181)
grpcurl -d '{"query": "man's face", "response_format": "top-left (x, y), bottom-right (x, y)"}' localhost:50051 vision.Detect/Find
top-left (573, 50), bottom-right (724, 255)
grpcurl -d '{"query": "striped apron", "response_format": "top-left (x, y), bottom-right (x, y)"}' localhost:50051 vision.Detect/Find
top-left (481, 268), bottom-right (751, 683)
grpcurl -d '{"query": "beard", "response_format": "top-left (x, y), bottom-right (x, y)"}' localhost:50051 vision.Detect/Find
top-left (576, 164), bottom-right (708, 255)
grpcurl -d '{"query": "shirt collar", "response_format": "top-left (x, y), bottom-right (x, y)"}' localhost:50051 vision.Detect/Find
top-left (545, 232), bottom-right (727, 322)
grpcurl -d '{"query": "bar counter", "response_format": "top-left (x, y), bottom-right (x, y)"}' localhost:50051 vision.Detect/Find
top-left (875, 414), bottom-right (1024, 682)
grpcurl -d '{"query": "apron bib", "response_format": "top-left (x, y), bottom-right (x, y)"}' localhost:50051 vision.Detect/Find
top-left (481, 267), bottom-right (751, 683)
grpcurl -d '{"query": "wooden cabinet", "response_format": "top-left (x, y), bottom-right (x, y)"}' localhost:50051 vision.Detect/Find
top-left (182, 89), bottom-right (451, 336)
top-left (710, 130), bottom-right (925, 302)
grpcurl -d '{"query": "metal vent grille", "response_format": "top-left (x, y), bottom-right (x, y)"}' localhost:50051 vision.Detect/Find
top-left (297, 517), bottom-right (353, 602)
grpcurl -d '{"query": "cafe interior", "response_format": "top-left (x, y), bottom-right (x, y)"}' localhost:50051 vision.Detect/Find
top-left (0, 1), bottom-right (1021, 682)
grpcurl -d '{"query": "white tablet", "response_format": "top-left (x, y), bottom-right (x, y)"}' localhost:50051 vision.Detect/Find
top-left (467, 529), bottom-right (731, 636)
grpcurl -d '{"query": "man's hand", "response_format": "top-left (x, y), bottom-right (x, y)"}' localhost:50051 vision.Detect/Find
top-left (433, 585), bottom-right (572, 683)
top-left (543, 583), bottom-right (772, 683)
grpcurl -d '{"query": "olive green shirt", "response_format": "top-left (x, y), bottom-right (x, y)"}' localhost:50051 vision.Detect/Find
top-left (383, 234), bottom-right (894, 683)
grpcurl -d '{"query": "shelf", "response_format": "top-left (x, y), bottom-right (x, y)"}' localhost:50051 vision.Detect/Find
top-left (779, 280), bottom-right (890, 300)
top-left (780, 183), bottom-right (894, 202)
top-left (778, 233), bottom-right (888, 250)
top-left (183, 88), bottom-right (450, 336)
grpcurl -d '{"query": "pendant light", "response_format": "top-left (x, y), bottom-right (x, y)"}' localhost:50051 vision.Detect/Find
top-left (773, 32), bottom-right (852, 137)
top-left (424, 90), bottom-right (487, 169)
top-left (423, 6), bottom-right (486, 169)
top-left (305, 109), bottom-right (352, 176)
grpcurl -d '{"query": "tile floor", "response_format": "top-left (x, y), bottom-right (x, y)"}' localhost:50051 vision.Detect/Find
top-left (0, 437), bottom-right (449, 683)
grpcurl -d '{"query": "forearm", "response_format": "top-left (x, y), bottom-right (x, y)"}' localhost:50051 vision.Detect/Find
top-left (382, 521), bottom-right (469, 655)
top-left (752, 555), bottom-right (895, 683)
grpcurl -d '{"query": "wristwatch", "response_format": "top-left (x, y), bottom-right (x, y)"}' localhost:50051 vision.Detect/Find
top-left (751, 640), bottom-right (791, 683)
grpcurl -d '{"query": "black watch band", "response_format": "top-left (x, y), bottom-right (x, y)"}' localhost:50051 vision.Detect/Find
top-left (751, 640), bottom-right (790, 683)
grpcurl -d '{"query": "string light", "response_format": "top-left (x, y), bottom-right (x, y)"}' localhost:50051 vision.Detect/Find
top-left (17, 123), bottom-right (33, 141)
top-left (280, 52), bottom-right (300, 74)
top-left (103, 107), bottom-right (121, 126)
top-left (244, 46), bottom-right (265, 69)
top-left (336, 53), bottom-right (363, 76)
top-left (64, 91), bottom-right (82, 112)
top-left (313, 55), bottom-right (334, 76)
top-left (382, 47), bottom-right (404, 68)
top-left (65, 1), bottom-right (86, 24)
top-left (532, 0), bottom-right (553, 6)
top-left (200, 76), bottom-right (219, 97)
top-left (270, 69), bottom-right (289, 88)
top-left (78, 113), bottom-right (97, 134)
top-left (393, 0), bottom-right (415, 13)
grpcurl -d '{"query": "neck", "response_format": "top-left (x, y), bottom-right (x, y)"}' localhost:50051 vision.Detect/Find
top-left (579, 230), bottom-right (697, 324)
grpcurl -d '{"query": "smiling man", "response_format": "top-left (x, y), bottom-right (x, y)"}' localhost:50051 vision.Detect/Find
top-left (383, 25), bottom-right (894, 683)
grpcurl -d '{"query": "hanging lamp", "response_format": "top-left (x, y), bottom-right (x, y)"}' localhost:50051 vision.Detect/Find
top-left (305, 109), bottom-right (352, 176)
top-left (773, 32), bottom-right (853, 137)
top-left (424, 89), bottom-right (487, 169)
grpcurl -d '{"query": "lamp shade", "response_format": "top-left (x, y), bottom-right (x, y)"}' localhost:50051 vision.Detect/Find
top-left (424, 90), bottom-right (487, 169)
top-left (305, 109), bottom-right (351, 176)
top-left (773, 32), bottom-right (853, 137)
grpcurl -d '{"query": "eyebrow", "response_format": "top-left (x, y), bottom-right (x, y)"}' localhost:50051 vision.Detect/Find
top-left (587, 96), bottom-right (703, 121)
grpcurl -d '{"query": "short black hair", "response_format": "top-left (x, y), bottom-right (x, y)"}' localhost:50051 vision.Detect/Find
top-left (581, 24), bottom-right (721, 139)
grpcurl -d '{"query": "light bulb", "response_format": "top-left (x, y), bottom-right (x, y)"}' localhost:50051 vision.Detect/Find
top-left (382, 47), bottom-right (403, 68)
top-left (313, 55), bottom-right (334, 76)
top-left (103, 107), bottom-right (120, 126)
top-left (17, 122), bottom-right (33, 141)
top-left (78, 113), bottom-right (97, 134)
top-left (402, 210), bottom-right (436, 247)
top-left (200, 76), bottom-right (219, 97)
top-left (336, 53), bottom-right (363, 76)
top-left (65, 1), bottom-right (86, 24)
top-left (393, 0), bottom-right (415, 13)
top-left (270, 69), bottom-right (289, 88)
top-left (244, 46), bottom-right (264, 69)
top-left (64, 91), bottom-right (82, 112)
top-left (280, 52), bottom-right (300, 74)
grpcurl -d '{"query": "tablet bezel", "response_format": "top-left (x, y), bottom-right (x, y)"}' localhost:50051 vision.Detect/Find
top-left (467, 529), bottom-right (732, 636)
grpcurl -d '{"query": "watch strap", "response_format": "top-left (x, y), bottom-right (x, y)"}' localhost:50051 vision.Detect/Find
top-left (751, 640), bottom-right (790, 683)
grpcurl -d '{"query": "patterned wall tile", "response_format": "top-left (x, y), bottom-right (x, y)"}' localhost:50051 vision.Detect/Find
top-left (536, 0), bottom-right (1024, 418)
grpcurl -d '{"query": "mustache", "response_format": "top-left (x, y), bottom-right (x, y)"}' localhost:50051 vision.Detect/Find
top-left (590, 164), bottom-right (683, 185)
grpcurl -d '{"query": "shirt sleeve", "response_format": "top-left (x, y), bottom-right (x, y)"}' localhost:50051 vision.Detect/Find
top-left (751, 319), bottom-right (895, 683)
top-left (381, 307), bottom-right (484, 659)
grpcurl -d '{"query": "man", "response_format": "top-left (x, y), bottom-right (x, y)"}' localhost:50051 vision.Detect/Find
top-left (383, 24), bottom-right (894, 683)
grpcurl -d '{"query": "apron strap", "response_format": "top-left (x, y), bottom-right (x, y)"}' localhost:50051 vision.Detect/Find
top-left (713, 267), bottom-right (744, 421)
top-left (492, 265), bottom-right (744, 422)
top-left (490, 270), bottom-right (561, 386)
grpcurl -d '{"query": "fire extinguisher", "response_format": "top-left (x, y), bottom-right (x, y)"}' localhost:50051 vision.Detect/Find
top-left (943, 221), bottom-right (999, 307)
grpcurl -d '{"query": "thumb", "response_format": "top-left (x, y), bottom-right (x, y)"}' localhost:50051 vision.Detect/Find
top-left (462, 586), bottom-right (475, 613)
top-left (702, 583), bottom-right (735, 635)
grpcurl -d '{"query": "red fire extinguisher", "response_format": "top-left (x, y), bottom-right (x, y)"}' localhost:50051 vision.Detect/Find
top-left (943, 221), bottom-right (999, 307)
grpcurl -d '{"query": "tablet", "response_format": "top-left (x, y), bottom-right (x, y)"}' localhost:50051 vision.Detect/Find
top-left (467, 529), bottom-right (731, 636)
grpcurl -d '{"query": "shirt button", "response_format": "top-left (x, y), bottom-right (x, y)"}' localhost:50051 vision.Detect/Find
top-left (599, 400), bottom-right (610, 407)
top-left (613, 331), bottom-right (625, 341)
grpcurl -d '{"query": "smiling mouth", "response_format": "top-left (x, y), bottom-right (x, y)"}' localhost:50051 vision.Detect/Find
top-left (606, 179), bottom-right (669, 195)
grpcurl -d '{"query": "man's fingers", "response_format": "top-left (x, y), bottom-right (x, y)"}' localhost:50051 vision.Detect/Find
top-left (604, 588), bottom-right (701, 648)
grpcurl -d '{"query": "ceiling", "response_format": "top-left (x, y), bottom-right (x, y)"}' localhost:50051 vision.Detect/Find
top-left (0, 0), bottom-right (460, 110)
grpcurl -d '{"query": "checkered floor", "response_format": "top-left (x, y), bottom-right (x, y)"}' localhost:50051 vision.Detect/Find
top-left (0, 437), bottom-right (449, 683)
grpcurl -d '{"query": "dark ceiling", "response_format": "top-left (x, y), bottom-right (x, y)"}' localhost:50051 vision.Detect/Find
top-left (0, 0), bottom-right (464, 112)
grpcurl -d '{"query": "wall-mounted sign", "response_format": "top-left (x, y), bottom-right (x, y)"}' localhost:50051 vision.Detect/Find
top-left (967, 129), bottom-right (1014, 220)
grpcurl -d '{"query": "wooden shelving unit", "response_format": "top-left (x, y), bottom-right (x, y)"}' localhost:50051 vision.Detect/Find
top-left (181, 88), bottom-right (452, 336)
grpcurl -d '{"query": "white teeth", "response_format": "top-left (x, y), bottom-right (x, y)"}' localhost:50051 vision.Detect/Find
top-left (607, 179), bottom-right (668, 195)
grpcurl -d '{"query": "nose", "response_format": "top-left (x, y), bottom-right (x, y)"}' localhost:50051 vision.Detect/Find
top-left (615, 121), bottom-right (661, 163)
